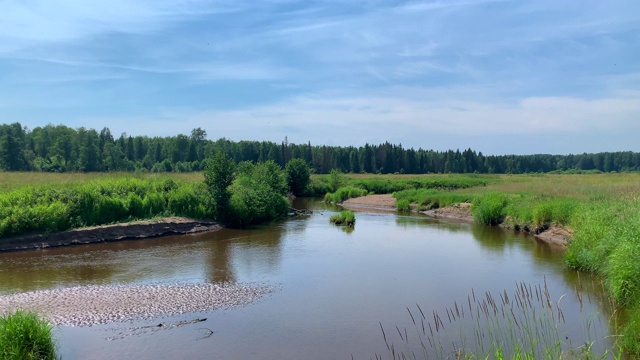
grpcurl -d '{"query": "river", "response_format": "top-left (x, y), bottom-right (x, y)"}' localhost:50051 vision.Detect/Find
top-left (0, 198), bottom-right (616, 359)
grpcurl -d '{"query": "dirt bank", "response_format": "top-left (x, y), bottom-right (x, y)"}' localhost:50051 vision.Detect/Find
top-left (0, 217), bottom-right (221, 253)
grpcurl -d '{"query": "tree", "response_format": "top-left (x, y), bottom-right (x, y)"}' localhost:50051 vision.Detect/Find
top-left (204, 152), bottom-right (236, 221)
top-left (286, 158), bottom-right (311, 196)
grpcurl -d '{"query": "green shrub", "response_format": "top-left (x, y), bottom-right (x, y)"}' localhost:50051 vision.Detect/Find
top-left (330, 210), bottom-right (355, 226)
top-left (0, 310), bottom-right (58, 360)
top-left (324, 186), bottom-right (368, 203)
top-left (472, 192), bottom-right (508, 226)
top-left (396, 198), bottom-right (411, 212)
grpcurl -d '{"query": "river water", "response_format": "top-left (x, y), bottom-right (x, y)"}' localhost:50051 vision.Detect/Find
top-left (0, 198), bottom-right (616, 359)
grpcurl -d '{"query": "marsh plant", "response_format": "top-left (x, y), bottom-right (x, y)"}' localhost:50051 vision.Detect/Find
top-left (375, 280), bottom-right (620, 360)
top-left (0, 310), bottom-right (59, 360)
top-left (330, 210), bottom-right (356, 227)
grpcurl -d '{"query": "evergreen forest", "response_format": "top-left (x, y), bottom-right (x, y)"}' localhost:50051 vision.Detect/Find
top-left (1, 122), bottom-right (638, 174)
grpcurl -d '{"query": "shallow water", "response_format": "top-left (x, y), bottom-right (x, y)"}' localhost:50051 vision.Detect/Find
top-left (0, 198), bottom-right (616, 359)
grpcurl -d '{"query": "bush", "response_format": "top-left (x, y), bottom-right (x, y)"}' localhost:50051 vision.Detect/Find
top-left (0, 310), bottom-right (58, 360)
top-left (472, 192), bottom-right (508, 226)
top-left (330, 210), bottom-right (355, 226)
top-left (396, 198), bottom-right (411, 212)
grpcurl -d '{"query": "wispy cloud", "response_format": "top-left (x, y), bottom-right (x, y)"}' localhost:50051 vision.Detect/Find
top-left (0, 0), bottom-right (639, 154)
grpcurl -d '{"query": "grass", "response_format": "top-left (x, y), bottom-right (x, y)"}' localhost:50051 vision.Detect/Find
top-left (376, 282), bottom-right (621, 360)
top-left (330, 210), bottom-right (356, 227)
top-left (0, 310), bottom-right (59, 360)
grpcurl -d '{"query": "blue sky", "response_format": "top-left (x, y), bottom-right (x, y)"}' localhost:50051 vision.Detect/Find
top-left (1, 0), bottom-right (639, 154)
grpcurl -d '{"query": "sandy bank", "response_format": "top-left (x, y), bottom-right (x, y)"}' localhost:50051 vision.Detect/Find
top-left (0, 283), bottom-right (271, 327)
top-left (0, 217), bottom-right (221, 253)
top-left (341, 194), bottom-right (397, 212)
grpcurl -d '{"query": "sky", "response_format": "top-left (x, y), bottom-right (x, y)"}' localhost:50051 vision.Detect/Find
top-left (0, 0), bottom-right (639, 155)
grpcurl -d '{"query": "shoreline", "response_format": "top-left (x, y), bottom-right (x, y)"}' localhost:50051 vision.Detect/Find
top-left (341, 195), bottom-right (571, 247)
top-left (0, 217), bottom-right (222, 253)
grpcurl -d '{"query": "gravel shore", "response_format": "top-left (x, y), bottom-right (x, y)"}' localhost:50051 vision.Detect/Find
top-left (0, 283), bottom-right (271, 327)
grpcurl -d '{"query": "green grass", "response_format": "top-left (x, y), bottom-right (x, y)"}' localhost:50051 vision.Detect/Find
top-left (0, 176), bottom-right (211, 238)
top-left (471, 192), bottom-right (508, 226)
top-left (0, 310), bottom-right (59, 360)
top-left (324, 186), bottom-right (368, 204)
top-left (330, 210), bottom-right (355, 227)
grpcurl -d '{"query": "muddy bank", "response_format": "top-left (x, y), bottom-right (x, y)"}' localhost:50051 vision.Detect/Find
top-left (0, 217), bottom-right (221, 253)
top-left (0, 283), bottom-right (271, 327)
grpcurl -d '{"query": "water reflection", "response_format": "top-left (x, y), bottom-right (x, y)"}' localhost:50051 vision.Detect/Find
top-left (470, 223), bottom-right (509, 251)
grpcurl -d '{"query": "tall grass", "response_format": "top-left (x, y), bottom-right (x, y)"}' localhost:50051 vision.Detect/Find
top-left (0, 177), bottom-right (211, 238)
top-left (330, 210), bottom-right (356, 227)
top-left (471, 192), bottom-right (508, 226)
top-left (393, 189), bottom-right (473, 211)
top-left (375, 282), bottom-right (620, 360)
top-left (324, 187), bottom-right (368, 203)
top-left (0, 310), bottom-right (58, 360)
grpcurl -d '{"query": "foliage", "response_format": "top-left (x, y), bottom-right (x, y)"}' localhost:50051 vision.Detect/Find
top-left (285, 158), bottom-right (311, 196)
top-left (396, 198), bottom-right (411, 212)
top-left (393, 188), bottom-right (473, 210)
top-left (324, 186), bottom-right (368, 204)
top-left (0, 177), bottom-right (213, 238)
top-left (329, 210), bottom-right (355, 227)
top-left (225, 161), bottom-right (290, 227)
top-left (203, 152), bottom-right (236, 221)
top-left (0, 310), bottom-right (59, 360)
top-left (328, 169), bottom-right (345, 192)
top-left (2, 121), bottom-right (640, 174)
top-left (472, 192), bottom-right (508, 226)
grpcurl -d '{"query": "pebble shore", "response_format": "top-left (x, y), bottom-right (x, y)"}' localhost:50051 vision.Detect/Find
top-left (0, 283), bottom-right (271, 327)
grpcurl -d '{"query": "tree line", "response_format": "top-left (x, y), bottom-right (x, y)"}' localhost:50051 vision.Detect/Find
top-left (1, 122), bottom-right (639, 174)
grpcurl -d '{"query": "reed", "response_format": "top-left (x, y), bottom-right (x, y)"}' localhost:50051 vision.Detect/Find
top-left (375, 281), bottom-right (621, 360)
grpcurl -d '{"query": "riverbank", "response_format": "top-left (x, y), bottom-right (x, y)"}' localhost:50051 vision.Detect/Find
top-left (342, 194), bottom-right (571, 247)
top-left (0, 217), bottom-right (221, 253)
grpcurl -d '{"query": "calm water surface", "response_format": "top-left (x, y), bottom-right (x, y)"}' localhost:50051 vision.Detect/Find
top-left (0, 199), bottom-right (615, 359)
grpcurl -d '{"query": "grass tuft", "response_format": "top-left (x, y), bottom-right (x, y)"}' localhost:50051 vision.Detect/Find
top-left (0, 310), bottom-right (59, 360)
top-left (330, 210), bottom-right (356, 227)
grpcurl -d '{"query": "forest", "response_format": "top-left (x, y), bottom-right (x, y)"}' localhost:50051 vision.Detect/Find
top-left (1, 122), bottom-right (639, 174)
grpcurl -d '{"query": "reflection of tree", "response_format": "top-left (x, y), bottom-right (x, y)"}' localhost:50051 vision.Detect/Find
top-left (470, 223), bottom-right (508, 252)
top-left (203, 221), bottom-right (289, 284)
top-left (0, 250), bottom-right (118, 294)
top-left (395, 215), bottom-right (468, 233)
